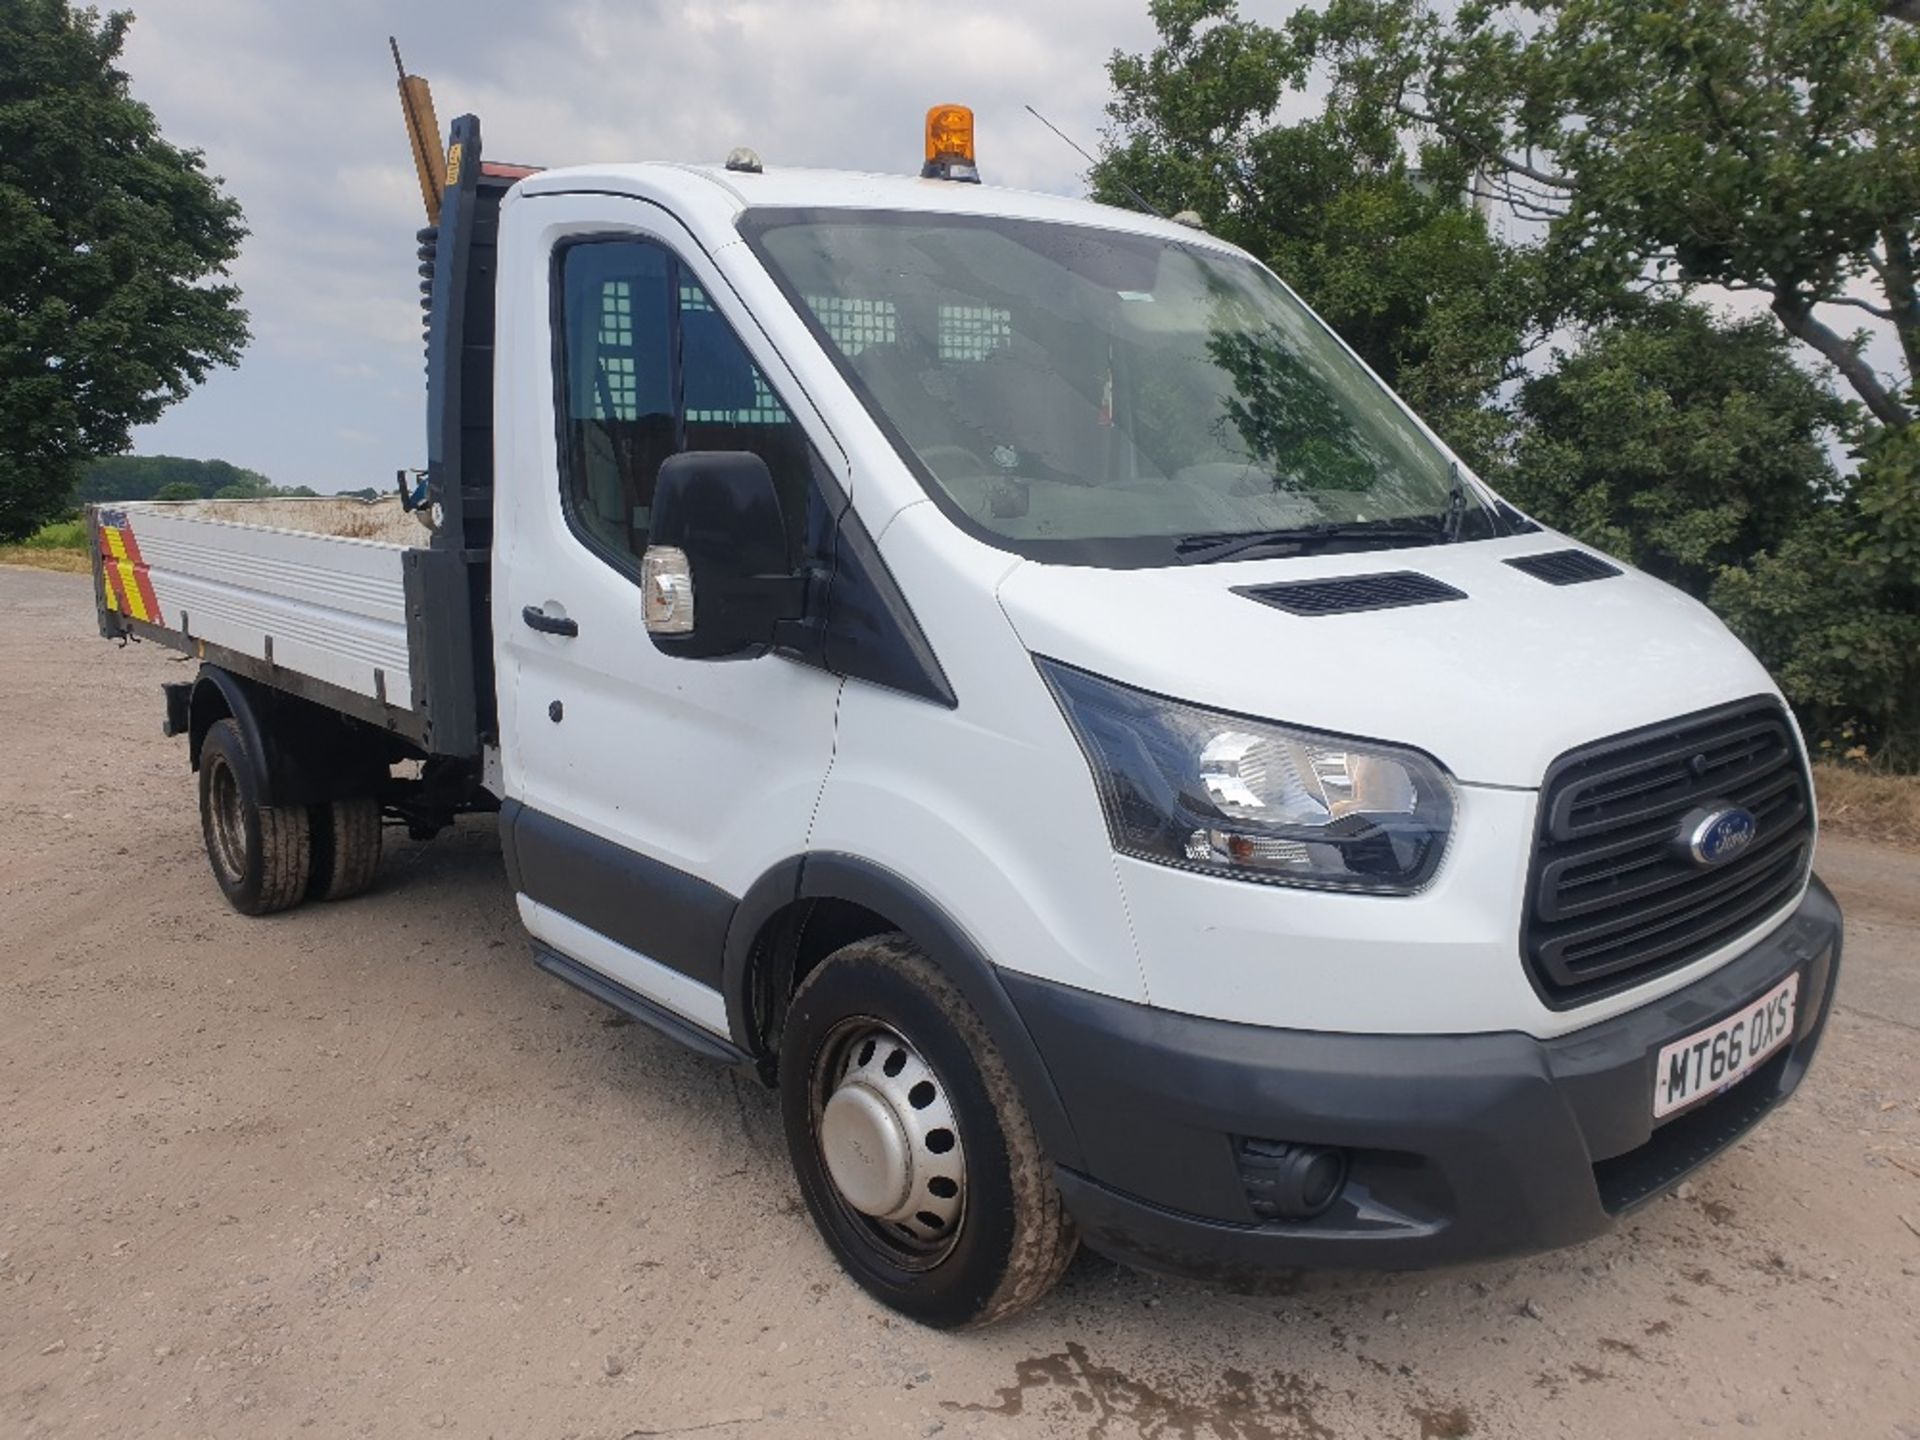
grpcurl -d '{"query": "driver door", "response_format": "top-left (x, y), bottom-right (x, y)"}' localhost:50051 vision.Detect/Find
top-left (494, 195), bottom-right (843, 1036)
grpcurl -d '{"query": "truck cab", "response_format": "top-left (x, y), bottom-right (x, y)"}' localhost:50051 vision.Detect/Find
top-left (95, 110), bottom-right (1842, 1328)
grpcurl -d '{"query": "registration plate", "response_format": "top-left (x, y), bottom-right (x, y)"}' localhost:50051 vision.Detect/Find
top-left (1652, 973), bottom-right (1799, 1119)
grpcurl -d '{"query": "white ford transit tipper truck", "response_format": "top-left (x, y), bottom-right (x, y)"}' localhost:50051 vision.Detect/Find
top-left (88, 106), bottom-right (1841, 1327)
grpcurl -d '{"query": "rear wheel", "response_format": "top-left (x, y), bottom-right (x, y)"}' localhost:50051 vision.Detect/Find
top-left (198, 718), bottom-right (311, 915)
top-left (779, 934), bottom-right (1076, 1328)
top-left (307, 795), bottom-right (383, 901)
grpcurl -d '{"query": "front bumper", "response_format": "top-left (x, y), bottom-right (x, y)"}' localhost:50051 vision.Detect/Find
top-left (1002, 877), bottom-right (1842, 1286)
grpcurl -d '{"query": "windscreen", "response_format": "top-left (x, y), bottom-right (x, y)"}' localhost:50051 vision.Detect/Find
top-left (741, 208), bottom-right (1467, 567)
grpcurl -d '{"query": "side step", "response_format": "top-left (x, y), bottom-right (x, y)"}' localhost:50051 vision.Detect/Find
top-left (531, 942), bottom-right (752, 1068)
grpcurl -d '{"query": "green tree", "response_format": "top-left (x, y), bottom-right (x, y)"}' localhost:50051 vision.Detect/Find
top-left (1093, 0), bottom-right (1542, 470)
top-left (75, 454), bottom-right (274, 502)
top-left (1300, 0), bottom-right (1918, 431)
top-left (0, 0), bottom-right (248, 540)
top-left (1504, 302), bottom-right (1849, 594)
top-left (1711, 419), bottom-right (1920, 765)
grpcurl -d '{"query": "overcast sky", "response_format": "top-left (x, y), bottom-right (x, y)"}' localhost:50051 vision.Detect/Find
top-left (119, 0), bottom-right (1172, 491)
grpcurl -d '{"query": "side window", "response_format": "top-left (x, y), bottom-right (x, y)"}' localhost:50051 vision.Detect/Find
top-left (557, 239), bottom-right (811, 572)
top-left (678, 284), bottom-right (812, 555)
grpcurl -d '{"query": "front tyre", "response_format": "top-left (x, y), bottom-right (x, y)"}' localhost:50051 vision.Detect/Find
top-left (198, 717), bottom-right (311, 915)
top-left (779, 934), bottom-right (1076, 1328)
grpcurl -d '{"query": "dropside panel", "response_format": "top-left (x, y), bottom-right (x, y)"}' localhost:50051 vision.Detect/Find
top-left (92, 503), bottom-right (413, 707)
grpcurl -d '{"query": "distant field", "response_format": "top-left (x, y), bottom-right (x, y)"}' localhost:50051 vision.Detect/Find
top-left (0, 518), bottom-right (89, 573)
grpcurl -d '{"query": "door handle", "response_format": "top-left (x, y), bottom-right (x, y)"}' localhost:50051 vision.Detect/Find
top-left (521, 604), bottom-right (578, 638)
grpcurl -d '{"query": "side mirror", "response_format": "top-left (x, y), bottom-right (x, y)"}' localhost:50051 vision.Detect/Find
top-left (642, 451), bottom-right (802, 660)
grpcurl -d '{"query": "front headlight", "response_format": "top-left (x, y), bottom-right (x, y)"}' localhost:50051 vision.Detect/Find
top-left (1038, 658), bottom-right (1455, 894)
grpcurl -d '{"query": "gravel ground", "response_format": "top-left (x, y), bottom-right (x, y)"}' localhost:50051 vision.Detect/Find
top-left (3, 563), bottom-right (1918, 1440)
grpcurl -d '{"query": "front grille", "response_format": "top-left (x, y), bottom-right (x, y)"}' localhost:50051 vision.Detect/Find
top-left (1523, 698), bottom-right (1814, 1007)
top-left (1234, 571), bottom-right (1466, 617)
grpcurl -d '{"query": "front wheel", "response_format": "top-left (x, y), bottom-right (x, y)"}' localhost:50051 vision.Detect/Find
top-left (779, 934), bottom-right (1076, 1328)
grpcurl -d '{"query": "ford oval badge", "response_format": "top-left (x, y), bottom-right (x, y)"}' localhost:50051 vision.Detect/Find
top-left (1684, 806), bottom-right (1757, 867)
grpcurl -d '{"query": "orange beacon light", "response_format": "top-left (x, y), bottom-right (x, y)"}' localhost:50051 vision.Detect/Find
top-left (922, 104), bottom-right (980, 183)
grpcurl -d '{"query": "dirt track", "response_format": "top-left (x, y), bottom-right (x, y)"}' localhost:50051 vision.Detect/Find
top-left (3, 563), bottom-right (1918, 1440)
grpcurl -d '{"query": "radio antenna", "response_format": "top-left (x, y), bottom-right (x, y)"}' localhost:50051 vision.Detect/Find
top-left (1024, 104), bottom-right (1165, 219)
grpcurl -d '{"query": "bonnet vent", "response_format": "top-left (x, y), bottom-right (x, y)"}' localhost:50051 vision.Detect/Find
top-left (1504, 549), bottom-right (1623, 586)
top-left (1234, 571), bottom-right (1467, 617)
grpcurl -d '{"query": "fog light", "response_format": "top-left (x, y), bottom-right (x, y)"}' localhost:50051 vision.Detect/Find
top-left (1238, 1139), bottom-right (1350, 1222)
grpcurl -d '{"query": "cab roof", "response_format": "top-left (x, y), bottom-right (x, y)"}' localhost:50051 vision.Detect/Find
top-left (512, 161), bottom-right (1241, 256)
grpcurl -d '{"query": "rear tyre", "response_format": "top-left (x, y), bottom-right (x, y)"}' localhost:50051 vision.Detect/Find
top-left (307, 795), bottom-right (383, 901)
top-left (198, 717), bottom-right (311, 916)
top-left (779, 934), bottom-right (1077, 1328)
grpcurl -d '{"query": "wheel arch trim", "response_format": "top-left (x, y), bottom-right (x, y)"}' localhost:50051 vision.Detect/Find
top-left (722, 851), bottom-right (1085, 1171)
top-left (187, 665), bottom-right (390, 808)
top-left (189, 667), bottom-right (278, 798)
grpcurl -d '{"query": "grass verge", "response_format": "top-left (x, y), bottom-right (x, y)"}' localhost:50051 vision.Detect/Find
top-left (0, 518), bottom-right (91, 573)
top-left (21, 518), bottom-right (87, 550)
top-left (0, 547), bottom-right (92, 573)
top-left (1813, 763), bottom-right (1920, 849)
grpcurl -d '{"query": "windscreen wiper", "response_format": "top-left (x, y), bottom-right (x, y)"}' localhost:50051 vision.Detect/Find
top-left (1441, 461), bottom-right (1470, 543)
top-left (1173, 519), bottom-right (1448, 565)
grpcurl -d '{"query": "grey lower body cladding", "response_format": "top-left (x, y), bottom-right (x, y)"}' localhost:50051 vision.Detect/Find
top-left (1005, 878), bottom-right (1841, 1283)
top-left (501, 800), bottom-right (735, 991)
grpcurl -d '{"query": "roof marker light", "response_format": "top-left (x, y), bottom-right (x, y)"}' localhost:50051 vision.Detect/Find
top-left (725, 147), bottom-right (764, 174)
top-left (922, 104), bottom-right (980, 184)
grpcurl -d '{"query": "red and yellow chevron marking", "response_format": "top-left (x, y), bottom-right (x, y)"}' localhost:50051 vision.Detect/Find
top-left (98, 516), bottom-right (163, 626)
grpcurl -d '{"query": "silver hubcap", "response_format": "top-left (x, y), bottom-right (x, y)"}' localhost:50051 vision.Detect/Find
top-left (817, 1023), bottom-right (965, 1251)
top-left (207, 758), bottom-right (247, 881)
